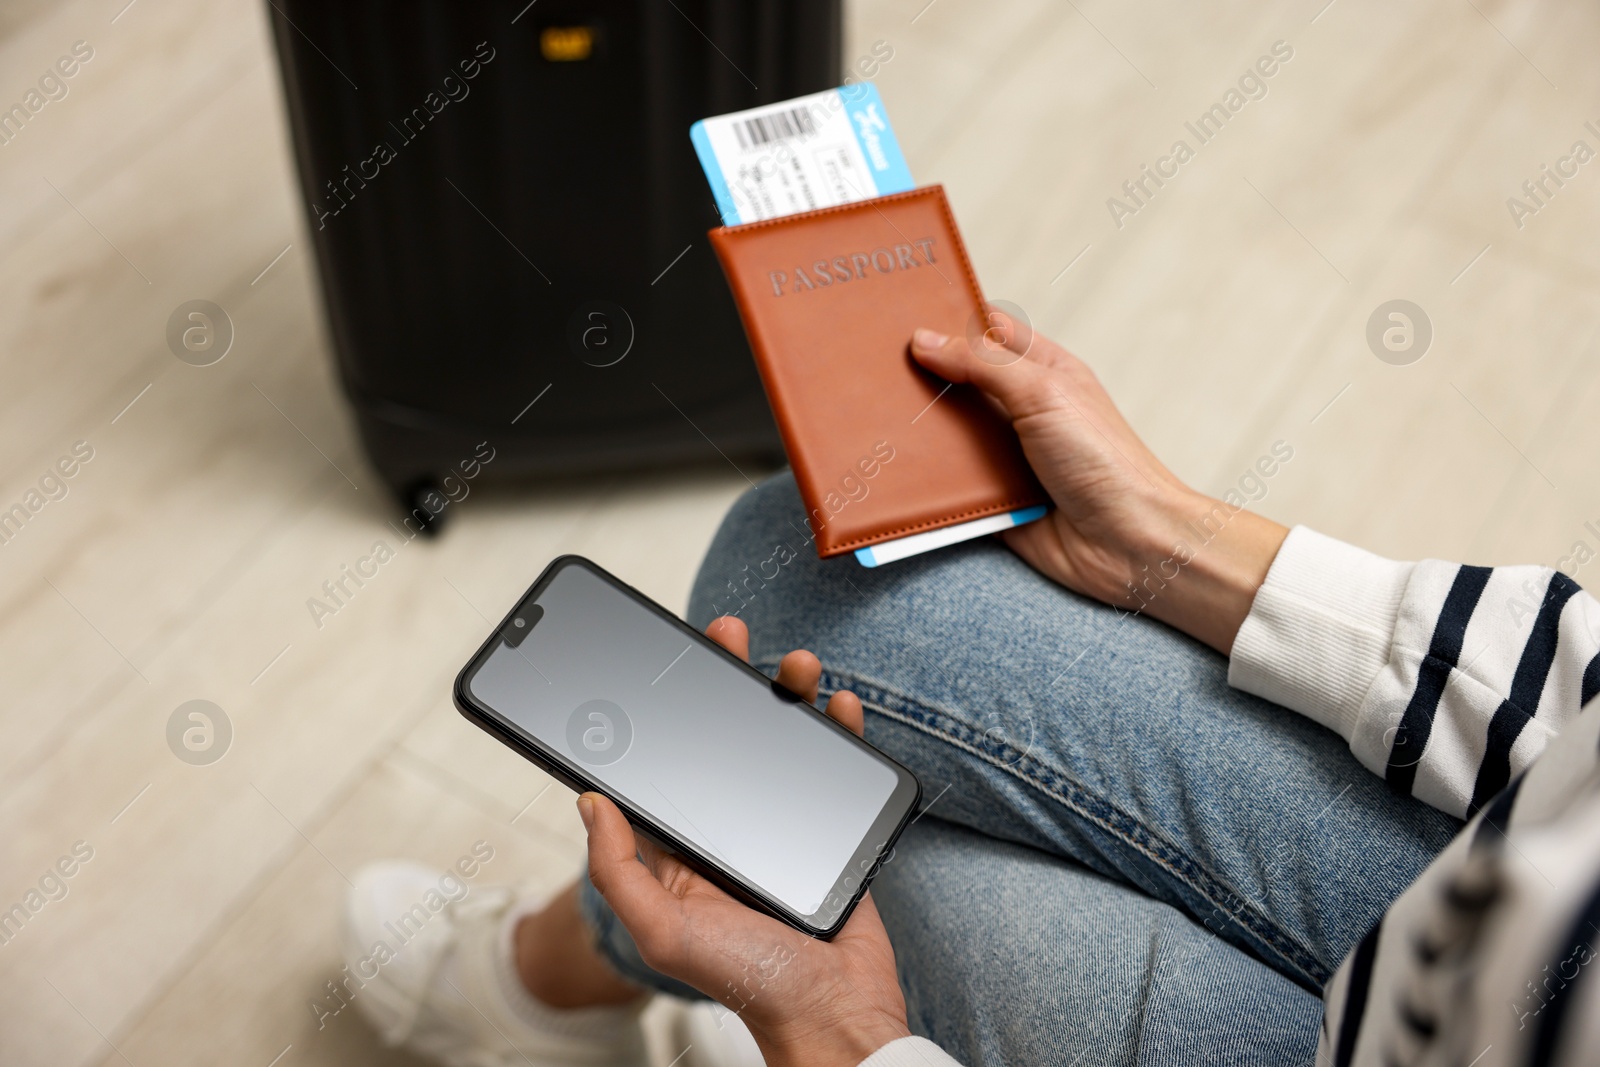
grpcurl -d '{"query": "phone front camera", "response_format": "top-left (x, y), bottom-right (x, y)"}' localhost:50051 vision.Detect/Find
top-left (502, 603), bottom-right (544, 649)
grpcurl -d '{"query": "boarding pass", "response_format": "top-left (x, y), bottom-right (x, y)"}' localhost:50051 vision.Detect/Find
top-left (690, 83), bottom-right (914, 226)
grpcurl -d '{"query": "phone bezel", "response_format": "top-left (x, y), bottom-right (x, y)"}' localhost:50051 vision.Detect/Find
top-left (451, 554), bottom-right (923, 940)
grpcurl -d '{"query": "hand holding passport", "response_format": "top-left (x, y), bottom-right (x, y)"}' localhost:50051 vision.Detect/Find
top-left (692, 85), bottom-right (1049, 565)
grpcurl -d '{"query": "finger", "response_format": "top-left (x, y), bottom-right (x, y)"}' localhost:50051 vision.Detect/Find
top-left (630, 828), bottom-right (672, 873)
top-left (977, 305), bottom-right (1035, 357)
top-left (910, 327), bottom-right (1065, 421)
top-left (775, 649), bottom-right (822, 703)
top-left (630, 830), bottom-right (700, 897)
top-left (824, 689), bottom-right (864, 737)
top-left (962, 306), bottom-right (1083, 371)
top-left (980, 309), bottom-right (1084, 380)
top-left (705, 616), bottom-right (749, 662)
top-left (580, 793), bottom-right (677, 954)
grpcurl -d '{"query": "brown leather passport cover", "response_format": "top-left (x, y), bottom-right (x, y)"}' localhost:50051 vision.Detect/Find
top-left (708, 185), bottom-right (1046, 559)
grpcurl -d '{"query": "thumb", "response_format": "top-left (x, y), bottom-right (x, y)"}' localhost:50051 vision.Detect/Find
top-left (581, 793), bottom-right (676, 952)
top-left (910, 327), bottom-right (1062, 421)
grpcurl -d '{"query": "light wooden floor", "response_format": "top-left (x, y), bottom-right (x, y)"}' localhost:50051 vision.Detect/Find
top-left (1, 0), bottom-right (1595, 1064)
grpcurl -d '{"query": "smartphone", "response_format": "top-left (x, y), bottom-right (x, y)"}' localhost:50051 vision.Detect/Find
top-left (453, 555), bottom-right (922, 939)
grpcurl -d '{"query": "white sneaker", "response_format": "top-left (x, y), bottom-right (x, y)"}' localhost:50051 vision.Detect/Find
top-left (341, 861), bottom-right (649, 1067)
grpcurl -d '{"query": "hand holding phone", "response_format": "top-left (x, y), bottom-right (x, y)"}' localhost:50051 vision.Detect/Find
top-left (454, 556), bottom-right (920, 937)
top-left (583, 616), bottom-right (913, 1067)
top-left (452, 557), bottom-right (921, 1066)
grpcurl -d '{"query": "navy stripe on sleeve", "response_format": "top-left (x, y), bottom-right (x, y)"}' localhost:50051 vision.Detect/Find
top-left (1470, 574), bottom-right (1580, 812)
top-left (1528, 875), bottom-right (1600, 1067)
top-left (1387, 565), bottom-right (1492, 796)
top-left (1333, 919), bottom-right (1384, 1067)
top-left (1469, 769), bottom-right (1525, 851)
top-left (1582, 649), bottom-right (1600, 709)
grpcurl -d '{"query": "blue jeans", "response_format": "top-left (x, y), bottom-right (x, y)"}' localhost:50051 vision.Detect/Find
top-left (579, 473), bottom-right (1461, 1065)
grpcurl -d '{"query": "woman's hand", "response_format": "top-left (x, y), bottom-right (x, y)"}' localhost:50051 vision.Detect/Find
top-left (911, 319), bottom-right (1287, 655)
top-left (580, 616), bottom-right (911, 1067)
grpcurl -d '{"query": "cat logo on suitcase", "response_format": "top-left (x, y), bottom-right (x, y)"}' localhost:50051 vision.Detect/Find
top-left (540, 26), bottom-right (594, 62)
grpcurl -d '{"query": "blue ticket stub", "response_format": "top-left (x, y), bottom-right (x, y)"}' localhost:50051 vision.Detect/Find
top-left (853, 506), bottom-right (1049, 568)
top-left (690, 82), bottom-right (914, 226)
top-left (691, 86), bottom-right (1049, 564)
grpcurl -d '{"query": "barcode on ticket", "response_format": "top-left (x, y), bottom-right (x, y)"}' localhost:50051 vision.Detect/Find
top-left (731, 106), bottom-right (818, 150)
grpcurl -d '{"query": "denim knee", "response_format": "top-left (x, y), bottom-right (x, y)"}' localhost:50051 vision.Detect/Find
top-left (687, 471), bottom-right (818, 635)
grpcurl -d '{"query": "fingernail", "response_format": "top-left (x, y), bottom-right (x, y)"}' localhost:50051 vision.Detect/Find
top-left (912, 327), bottom-right (948, 350)
top-left (577, 794), bottom-right (595, 831)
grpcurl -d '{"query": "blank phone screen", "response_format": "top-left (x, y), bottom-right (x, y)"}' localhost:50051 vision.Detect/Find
top-left (465, 562), bottom-right (899, 919)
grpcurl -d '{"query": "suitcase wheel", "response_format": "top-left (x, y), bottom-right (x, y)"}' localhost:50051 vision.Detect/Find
top-left (398, 479), bottom-right (450, 538)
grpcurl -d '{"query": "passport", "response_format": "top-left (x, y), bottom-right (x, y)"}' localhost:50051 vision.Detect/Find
top-left (706, 185), bottom-right (1047, 560)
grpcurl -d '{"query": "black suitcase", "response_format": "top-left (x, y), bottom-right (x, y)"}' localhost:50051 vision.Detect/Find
top-left (267, 1), bottom-right (841, 528)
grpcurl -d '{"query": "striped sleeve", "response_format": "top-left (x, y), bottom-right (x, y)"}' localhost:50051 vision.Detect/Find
top-left (1229, 526), bottom-right (1600, 818)
top-left (1316, 697), bottom-right (1600, 1067)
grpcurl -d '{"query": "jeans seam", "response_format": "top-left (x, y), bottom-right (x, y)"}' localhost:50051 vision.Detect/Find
top-left (802, 663), bottom-right (1329, 989)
